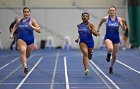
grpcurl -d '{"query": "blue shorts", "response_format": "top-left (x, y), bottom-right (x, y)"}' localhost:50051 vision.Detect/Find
top-left (18, 37), bottom-right (34, 45)
top-left (104, 34), bottom-right (120, 44)
top-left (79, 40), bottom-right (94, 48)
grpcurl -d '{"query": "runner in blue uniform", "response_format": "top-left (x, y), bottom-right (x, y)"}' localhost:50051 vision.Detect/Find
top-left (75, 12), bottom-right (98, 76)
top-left (10, 7), bottom-right (41, 75)
top-left (97, 6), bottom-right (126, 74)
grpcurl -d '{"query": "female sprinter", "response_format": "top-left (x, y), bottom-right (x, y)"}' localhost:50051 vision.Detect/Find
top-left (10, 7), bottom-right (41, 75)
top-left (97, 6), bottom-right (126, 74)
top-left (75, 12), bottom-right (98, 76)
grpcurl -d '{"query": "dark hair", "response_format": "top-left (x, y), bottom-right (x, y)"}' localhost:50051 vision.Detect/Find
top-left (109, 6), bottom-right (116, 10)
top-left (23, 7), bottom-right (31, 12)
top-left (81, 12), bottom-right (89, 17)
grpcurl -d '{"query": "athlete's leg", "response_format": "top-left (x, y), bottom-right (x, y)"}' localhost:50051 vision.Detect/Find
top-left (109, 43), bottom-right (119, 74)
top-left (14, 34), bottom-right (18, 50)
top-left (88, 48), bottom-right (94, 60)
top-left (17, 39), bottom-right (28, 74)
top-left (111, 44), bottom-right (119, 67)
top-left (104, 39), bottom-right (113, 62)
top-left (123, 35), bottom-right (130, 49)
top-left (79, 43), bottom-right (89, 75)
top-left (26, 44), bottom-right (33, 58)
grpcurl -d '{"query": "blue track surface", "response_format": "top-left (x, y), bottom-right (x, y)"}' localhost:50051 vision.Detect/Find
top-left (0, 49), bottom-right (140, 89)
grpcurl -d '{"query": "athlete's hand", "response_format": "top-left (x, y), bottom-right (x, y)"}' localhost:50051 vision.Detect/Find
top-left (10, 34), bottom-right (14, 39)
top-left (75, 39), bottom-right (79, 43)
top-left (121, 18), bottom-right (125, 24)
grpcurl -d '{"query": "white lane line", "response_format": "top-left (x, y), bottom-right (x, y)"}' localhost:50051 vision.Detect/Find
top-left (116, 60), bottom-right (140, 74)
top-left (89, 63), bottom-right (112, 89)
top-left (0, 57), bottom-right (19, 70)
top-left (16, 57), bottom-right (43, 89)
top-left (0, 55), bottom-right (34, 83)
top-left (71, 87), bottom-right (107, 89)
top-left (99, 51), bottom-right (140, 75)
top-left (50, 52), bottom-right (59, 89)
top-left (64, 57), bottom-right (70, 89)
top-left (0, 65), bottom-right (22, 83)
top-left (89, 60), bottom-right (120, 89)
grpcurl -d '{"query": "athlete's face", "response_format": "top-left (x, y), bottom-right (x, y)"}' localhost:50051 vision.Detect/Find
top-left (109, 7), bottom-right (116, 16)
top-left (23, 9), bottom-right (31, 18)
top-left (82, 14), bottom-right (89, 22)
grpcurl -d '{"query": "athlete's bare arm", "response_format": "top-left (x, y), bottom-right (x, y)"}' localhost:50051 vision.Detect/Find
top-left (89, 23), bottom-right (99, 36)
top-left (10, 18), bottom-right (20, 39)
top-left (75, 24), bottom-right (80, 43)
top-left (118, 17), bottom-right (126, 31)
top-left (97, 16), bottom-right (108, 32)
top-left (30, 18), bottom-right (41, 33)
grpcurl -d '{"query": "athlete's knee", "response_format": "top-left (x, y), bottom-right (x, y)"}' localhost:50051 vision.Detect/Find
top-left (83, 52), bottom-right (88, 57)
top-left (83, 51), bottom-right (88, 57)
top-left (107, 47), bottom-right (113, 52)
top-left (20, 49), bottom-right (26, 55)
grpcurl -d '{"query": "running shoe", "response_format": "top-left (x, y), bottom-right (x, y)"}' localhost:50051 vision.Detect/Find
top-left (24, 68), bottom-right (28, 75)
top-left (106, 53), bottom-right (111, 62)
top-left (109, 67), bottom-right (113, 74)
top-left (88, 51), bottom-right (93, 60)
top-left (85, 69), bottom-right (89, 76)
